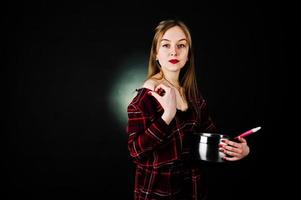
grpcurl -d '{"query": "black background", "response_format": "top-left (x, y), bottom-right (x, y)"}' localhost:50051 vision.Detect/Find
top-left (3, 1), bottom-right (292, 199)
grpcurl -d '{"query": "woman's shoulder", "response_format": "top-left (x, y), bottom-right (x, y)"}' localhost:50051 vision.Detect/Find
top-left (142, 78), bottom-right (158, 91)
top-left (127, 87), bottom-right (156, 112)
top-left (129, 78), bottom-right (158, 106)
top-left (127, 76), bottom-right (160, 112)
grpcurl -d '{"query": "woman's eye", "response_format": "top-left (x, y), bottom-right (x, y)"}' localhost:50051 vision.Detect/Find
top-left (177, 44), bottom-right (186, 48)
top-left (162, 44), bottom-right (170, 48)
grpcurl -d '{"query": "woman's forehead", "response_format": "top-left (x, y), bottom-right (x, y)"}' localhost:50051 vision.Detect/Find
top-left (160, 26), bottom-right (187, 42)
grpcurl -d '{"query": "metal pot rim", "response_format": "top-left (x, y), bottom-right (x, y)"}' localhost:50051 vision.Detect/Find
top-left (195, 132), bottom-right (230, 138)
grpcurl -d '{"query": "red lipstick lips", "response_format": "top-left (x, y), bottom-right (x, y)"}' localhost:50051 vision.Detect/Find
top-left (169, 59), bottom-right (179, 64)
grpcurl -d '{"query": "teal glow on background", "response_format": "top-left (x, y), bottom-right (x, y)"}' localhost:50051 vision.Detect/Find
top-left (109, 53), bottom-right (148, 128)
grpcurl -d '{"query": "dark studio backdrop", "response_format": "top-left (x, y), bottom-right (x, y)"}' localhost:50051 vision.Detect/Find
top-left (3, 1), bottom-right (291, 200)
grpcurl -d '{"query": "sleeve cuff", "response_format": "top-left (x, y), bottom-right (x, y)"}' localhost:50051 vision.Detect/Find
top-left (147, 117), bottom-right (171, 141)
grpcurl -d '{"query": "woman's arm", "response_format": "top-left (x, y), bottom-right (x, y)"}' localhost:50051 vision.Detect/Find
top-left (127, 103), bottom-right (171, 160)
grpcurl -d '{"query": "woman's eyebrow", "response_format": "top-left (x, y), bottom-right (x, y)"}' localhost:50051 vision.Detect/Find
top-left (160, 38), bottom-right (187, 42)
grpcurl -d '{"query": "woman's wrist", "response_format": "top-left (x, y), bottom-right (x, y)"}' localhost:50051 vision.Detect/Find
top-left (161, 112), bottom-right (174, 125)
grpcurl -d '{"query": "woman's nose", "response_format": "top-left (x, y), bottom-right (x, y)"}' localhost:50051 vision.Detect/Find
top-left (170, 47), bottom-right (177, 56)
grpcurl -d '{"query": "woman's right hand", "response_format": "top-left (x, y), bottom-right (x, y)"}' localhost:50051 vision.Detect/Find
top-left (148, 84), bottom-right (177, 124)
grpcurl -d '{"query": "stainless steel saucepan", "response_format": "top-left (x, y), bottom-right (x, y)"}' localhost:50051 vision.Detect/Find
top-left (192, 127), bottom-right (261, 163)
top-left (192, 132), bottom-right (230, 163)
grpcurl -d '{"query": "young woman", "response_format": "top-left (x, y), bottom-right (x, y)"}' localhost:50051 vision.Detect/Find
top-left (126, 19), bottom-right (250, 200)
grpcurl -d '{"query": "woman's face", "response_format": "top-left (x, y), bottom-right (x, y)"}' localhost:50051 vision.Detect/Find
top-left (156, 26), bottom-right (189, 73)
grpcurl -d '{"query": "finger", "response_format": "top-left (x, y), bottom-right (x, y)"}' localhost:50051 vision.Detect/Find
top-left (148, 91), bottom-right (161, 101)
top-left (223, 149), bottom-right (242, 160)
top-left (223, 149), bottom-right (237, 157)
top-left (220, 139), bottom-right (229, 145)
top-left (227, 140), bottom-right (241, 148)
top-left (223, 145), bottom-right (243, 154)
top-left (221, 139), bottom-right (237, 149)
top-left (237, 137), bottom-right (247, 144)
top-left (155, 83), bottom-right (171, 92)
top-left (222, 155), bottom-right (239, 161)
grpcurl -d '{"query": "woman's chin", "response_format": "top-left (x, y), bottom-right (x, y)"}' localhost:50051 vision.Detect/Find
top-left (164, 65), bottom-right (184, 72)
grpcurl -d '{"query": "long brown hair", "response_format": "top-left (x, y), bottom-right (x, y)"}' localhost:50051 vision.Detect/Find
top-left (147, 19), bottom-right (199, 104)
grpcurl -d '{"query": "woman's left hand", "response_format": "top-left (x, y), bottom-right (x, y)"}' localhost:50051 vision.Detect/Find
top-left (220, 137), bottom-right (250, 161)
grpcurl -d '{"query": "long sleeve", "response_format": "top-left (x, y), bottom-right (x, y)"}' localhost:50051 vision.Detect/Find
top-left (126, 88), bottom-right (211, 168)
top-left (127, 103), bottom-right (170, 160)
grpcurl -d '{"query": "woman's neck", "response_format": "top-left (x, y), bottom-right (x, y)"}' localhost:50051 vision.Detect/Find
top-left (160, 70), bottom-right (180, 88)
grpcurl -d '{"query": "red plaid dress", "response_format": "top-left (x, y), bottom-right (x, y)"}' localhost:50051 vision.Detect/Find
top-left (127, 88), bottom-right (217, 200)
